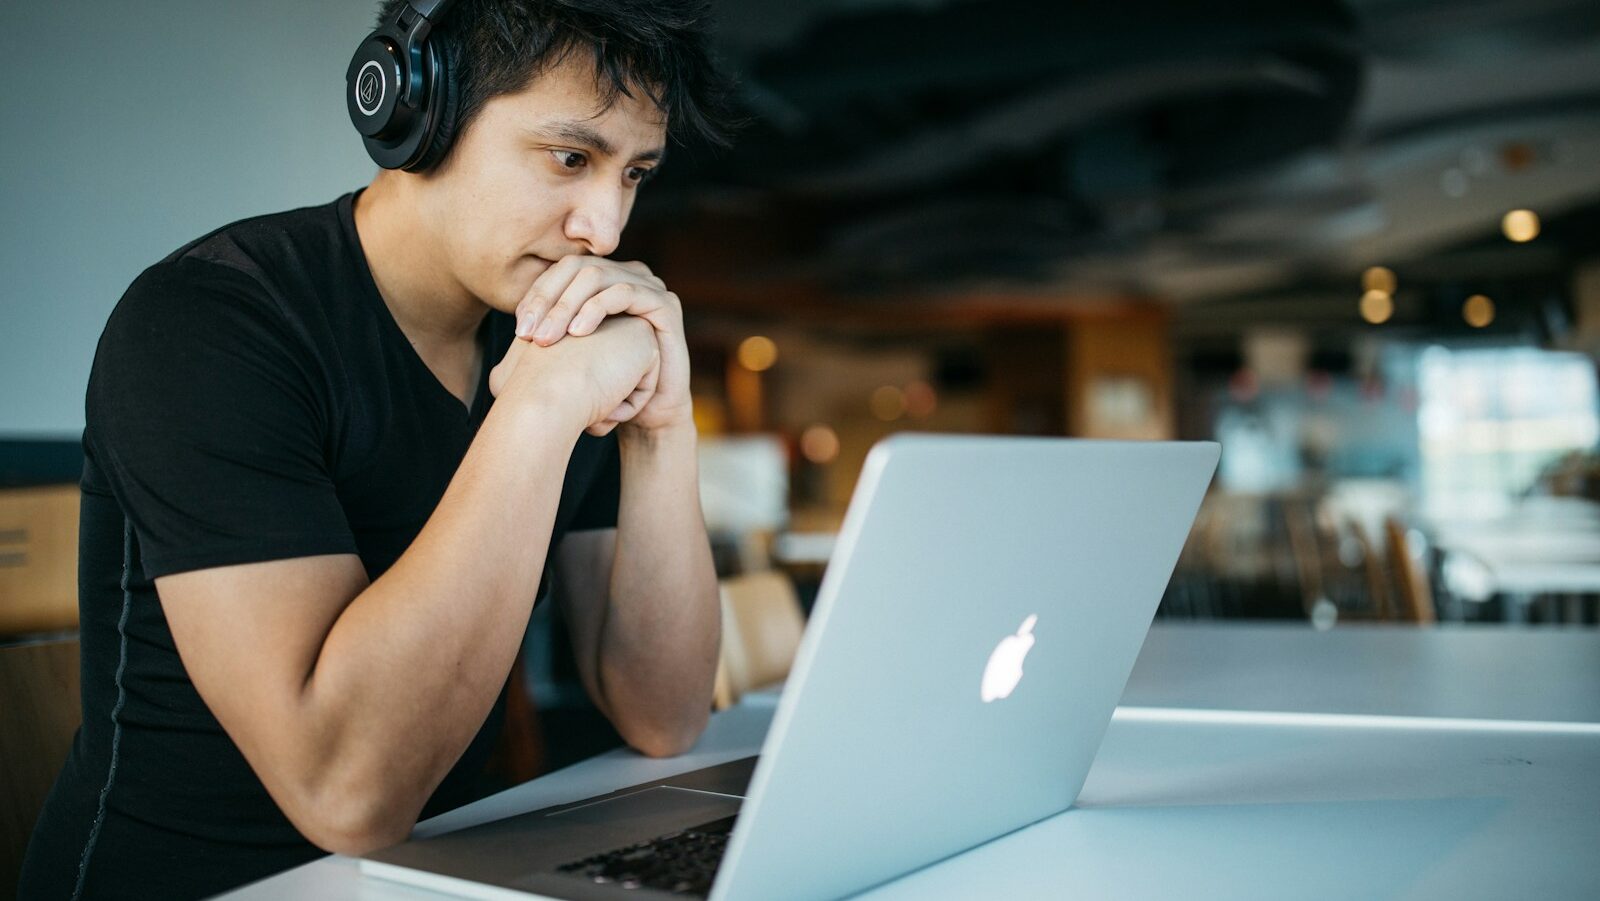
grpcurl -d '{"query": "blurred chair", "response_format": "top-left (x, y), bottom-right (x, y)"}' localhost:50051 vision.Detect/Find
top-left (1342, 516), bottom-right (1393, 621)
top-left (713, 570), bottom-right (806, 711)
top-left (1282, 498), bottom-right (1326, 619)
top-left (1286, 496), bottom-right (1401, 624)
top-left (1439, 548), bottom-right (1497, 622)
top-left (1, 637), bottom-right (81, 896)
top-left (1384, 516), bottom-right (1438, 624)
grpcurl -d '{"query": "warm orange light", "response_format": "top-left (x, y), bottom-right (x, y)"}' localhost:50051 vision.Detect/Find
top-left (869, 386), bottom-right (907, 421)
top-left (1501, 209), bottom-right (1539, 243)
top-left (1362, 266), bottom-right (1396, 295)
top-left (904, 380), bottom-right (938, 419)
top-left (1463, 294), bottom-right (1495, 328)
top-left (736, 336), bottom-right (778, 372)
top-left (1360, 290), bottom-right (1394, 325)
top-left (799, 425), bottom-right (840, 464)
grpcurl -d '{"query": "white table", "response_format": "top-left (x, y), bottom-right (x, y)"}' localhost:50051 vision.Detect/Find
top-left (864, 715), bottom-right (1600, 900)
top-left (1121, 622), bottom-right (1600, 723)
top-left (221, 625), bottom-right (1600, 900)
top-left (1430, 499), bottom-right (1600, 608)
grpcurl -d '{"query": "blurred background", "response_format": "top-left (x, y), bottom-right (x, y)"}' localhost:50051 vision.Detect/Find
top-left (3, 0), bottom-right (1599, 775)
top-left (621, 0), bottom-right (1600, 636)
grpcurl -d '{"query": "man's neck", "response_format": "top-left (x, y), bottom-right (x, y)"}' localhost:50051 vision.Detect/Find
top-left (352, 172), bottom-right (486, 350)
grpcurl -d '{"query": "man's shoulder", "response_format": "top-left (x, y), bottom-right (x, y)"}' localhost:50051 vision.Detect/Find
top-left (158, 193), bottom-right (355, 288)
top-left (107, 194), bottom-right (362, 343)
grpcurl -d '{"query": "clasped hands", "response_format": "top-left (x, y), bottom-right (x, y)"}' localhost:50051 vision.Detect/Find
top-left (488, 256), bottom-right (689, 438)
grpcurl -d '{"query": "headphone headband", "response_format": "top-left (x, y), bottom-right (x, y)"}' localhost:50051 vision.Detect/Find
top-left (408, 0), bottom-right (455, 21)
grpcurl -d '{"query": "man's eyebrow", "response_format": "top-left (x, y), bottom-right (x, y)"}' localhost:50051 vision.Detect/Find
top-left (536, 120), bottom-right (667, 163)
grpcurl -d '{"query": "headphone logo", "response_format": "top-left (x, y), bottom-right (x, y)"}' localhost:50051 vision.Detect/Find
top-left (355, 61), bottom-right (385, 116)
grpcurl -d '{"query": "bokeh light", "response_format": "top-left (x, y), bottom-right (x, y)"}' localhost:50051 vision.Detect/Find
top-left (1362, 266), bottom-right (1396, 295)
top-left (1359, 289), bottom-right (1394, 325)
top-left (736, 336), bottom-right (778, 372)
top-left (1463, 294), bottom-right (1495, 328)
top-left (904, 380), bottom-right (938, 419)
top-left (869, 385), bottom-right (907, 421)
top-left (799, 424), bottom-right (840, 464)
top-left (1501, 209), bottom-right (1540, 243)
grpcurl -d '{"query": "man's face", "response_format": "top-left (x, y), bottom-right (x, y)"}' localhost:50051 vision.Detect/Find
top-left (418, 53), bottom-right (669, 315)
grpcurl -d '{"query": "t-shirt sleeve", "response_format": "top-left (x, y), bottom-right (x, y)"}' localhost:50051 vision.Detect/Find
top-left (87, 259), bottom-right (358, 580)
top-left (566, 431), bottom-right (621, 532)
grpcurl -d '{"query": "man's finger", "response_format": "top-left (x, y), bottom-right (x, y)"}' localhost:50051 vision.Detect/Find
top-left (565, 287), bottom-right (626, 338)
top-left (534, 266), bottom-right (617, 345)
top-left (606, 352), bottom-right (661, 423)
top-left (566, 283), bottom-right (657, 337)
top-left (516, 256), bottom-right (585, 338)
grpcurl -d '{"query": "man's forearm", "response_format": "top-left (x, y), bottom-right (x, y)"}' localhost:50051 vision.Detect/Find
top-left (294, 397), bottom-right (584, 848)
top-left (601, 420), bottom-right (721, 756)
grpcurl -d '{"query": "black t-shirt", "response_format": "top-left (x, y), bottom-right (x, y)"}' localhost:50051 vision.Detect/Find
top-left (20, 191), bottom-right (620, 900)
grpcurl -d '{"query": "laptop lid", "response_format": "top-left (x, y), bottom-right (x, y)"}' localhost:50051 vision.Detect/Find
top-left (710, 435), bottom-right (1218, 901)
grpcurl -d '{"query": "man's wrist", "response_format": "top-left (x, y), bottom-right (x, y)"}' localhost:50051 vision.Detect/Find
top-left (618, 415), bottom-right (697, 459)
top-left (498, 379), bottom-right (593, 440)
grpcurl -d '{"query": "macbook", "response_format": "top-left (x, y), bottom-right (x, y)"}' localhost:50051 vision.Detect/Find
top-left (363, 434), bottom-right (1220, 899)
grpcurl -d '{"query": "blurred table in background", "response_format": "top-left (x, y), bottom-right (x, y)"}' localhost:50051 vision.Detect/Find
top-left (1428, 497), bottom-right (1600, 622)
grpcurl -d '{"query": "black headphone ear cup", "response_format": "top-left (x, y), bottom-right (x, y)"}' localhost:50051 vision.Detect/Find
top-left (410, 39), bottom-right (460, 172)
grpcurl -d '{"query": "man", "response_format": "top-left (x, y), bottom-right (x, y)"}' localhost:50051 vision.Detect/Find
top-left (20, 1), bottom-right (739, 897)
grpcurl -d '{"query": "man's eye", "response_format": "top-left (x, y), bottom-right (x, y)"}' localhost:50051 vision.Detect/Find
top-left (551, 150), bottom-right (586, 170)
top-left (626, 167), bottom-right (656, 185)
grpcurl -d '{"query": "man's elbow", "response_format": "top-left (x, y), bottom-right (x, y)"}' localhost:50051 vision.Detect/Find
top-left (301, 812), bottom-right (411, 857)
top-left (623, 710), bottom-right (709, 759)
top-left (282, 777), bottom-right (415, 856)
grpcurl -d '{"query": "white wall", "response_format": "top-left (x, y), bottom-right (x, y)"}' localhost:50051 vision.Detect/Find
top-left (0, 0), bottom-right (382, 438)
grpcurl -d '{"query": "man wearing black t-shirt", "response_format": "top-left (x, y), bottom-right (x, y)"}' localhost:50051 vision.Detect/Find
top-left (20, 2), bottom-right (738, 897)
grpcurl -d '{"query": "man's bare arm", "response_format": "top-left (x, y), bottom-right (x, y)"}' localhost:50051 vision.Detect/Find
top-left (157, 317), bottom-right (659, 856)
top-left (555, 421), bottom-right (720, 757)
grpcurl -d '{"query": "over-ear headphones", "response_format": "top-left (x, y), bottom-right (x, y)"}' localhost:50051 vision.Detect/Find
top-left (346, 0), bottom-right (459, 171)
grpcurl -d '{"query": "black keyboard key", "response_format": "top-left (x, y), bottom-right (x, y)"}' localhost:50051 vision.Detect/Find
top-left (554, 816), bottom-right (737, 894)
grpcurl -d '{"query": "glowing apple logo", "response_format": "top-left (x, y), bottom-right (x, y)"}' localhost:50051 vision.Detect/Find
top-left (981, 614), bottom-right (1037, 702)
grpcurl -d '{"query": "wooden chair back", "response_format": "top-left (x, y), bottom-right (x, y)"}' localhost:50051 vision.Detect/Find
top-left (1384, 516), bottom-right (1437, 624)
top-left (1345, 517), bottom-right (1393, 621)
top-left (1282, 498), bottom-right (1325, 618)
top-left (713, 570), bottom-right (805, 711)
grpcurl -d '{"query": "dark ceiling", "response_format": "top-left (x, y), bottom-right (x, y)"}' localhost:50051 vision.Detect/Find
top-left (628, 0), bottom-right (1600, 316)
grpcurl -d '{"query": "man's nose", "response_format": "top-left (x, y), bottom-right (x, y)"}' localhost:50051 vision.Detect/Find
top-left (564, 186), bottom-right (626, 257)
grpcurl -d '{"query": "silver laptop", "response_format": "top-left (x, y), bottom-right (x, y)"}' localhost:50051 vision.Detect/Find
top-left (363, 434), bottom-right (1220, 900)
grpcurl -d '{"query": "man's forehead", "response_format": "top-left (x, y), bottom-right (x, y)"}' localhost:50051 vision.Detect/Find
top-left (508, 52), bottom-right (668, 159)
top-left (530, 115), bottom-right (667, 162)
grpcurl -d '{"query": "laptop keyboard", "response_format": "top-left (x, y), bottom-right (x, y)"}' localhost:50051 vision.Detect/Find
top-left (554, 815), bottom-right (736, 895)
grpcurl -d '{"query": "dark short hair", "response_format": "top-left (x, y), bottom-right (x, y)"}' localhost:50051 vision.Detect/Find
top-left (376, 0), bottom-right (741, 166)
